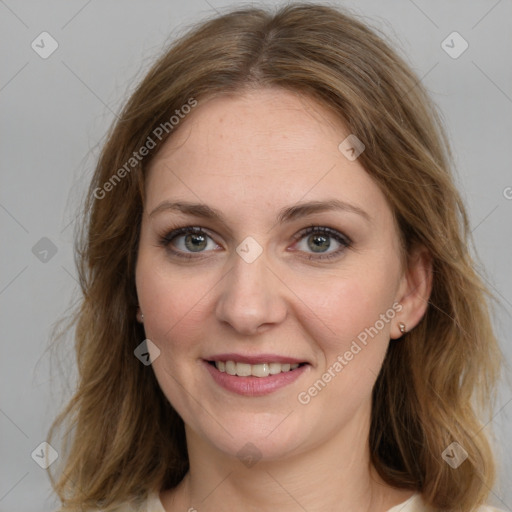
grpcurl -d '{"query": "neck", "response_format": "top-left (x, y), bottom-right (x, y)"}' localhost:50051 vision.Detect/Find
top-left (162, 401), bottom-right (414, 512)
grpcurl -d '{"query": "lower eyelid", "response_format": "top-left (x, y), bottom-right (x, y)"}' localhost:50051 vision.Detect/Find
top-left (294, 239), bottom-right (349, 261)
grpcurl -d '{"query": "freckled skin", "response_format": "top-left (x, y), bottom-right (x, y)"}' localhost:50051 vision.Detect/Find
top-left (135, 89), bottom-right (429, 512)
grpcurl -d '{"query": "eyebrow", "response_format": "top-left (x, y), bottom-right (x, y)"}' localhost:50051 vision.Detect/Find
top-left (149, 199), bottom-right (371, 225)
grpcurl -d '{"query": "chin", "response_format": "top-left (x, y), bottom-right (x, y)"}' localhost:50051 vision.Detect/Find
top-left (184, 411), bottom-right (310, 464)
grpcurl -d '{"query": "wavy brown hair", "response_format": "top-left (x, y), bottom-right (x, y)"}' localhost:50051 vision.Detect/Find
top-left (48, 3), bottom-right (503, 511)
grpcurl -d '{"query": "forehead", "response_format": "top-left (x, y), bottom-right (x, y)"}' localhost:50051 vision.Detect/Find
top-left (150, 88), bottom-right (345, 171)
top-left (144, 89), bottom-right (390, 225)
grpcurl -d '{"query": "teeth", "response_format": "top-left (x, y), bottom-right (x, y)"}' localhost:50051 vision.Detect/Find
top-left (252, 363), bottom-right (270, 377)
top-left (269, 362), bottom-right (283, 375)
top-left (235, 362), bottom-right (252, 377)
top-left (215, 360), bottom-right (300, 377)
top-left (225, 360), bottom-right (236, 375)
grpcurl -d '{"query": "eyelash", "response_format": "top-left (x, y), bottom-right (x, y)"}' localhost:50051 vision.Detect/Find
top-left (159, 225), bottom-right (352, 261)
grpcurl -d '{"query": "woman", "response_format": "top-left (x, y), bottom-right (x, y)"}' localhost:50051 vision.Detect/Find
top-left (48, 4), bottom-right (504, 511)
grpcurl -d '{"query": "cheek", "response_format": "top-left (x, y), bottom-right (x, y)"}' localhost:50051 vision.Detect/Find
top-left (299, 270), bottom-right (397, 339)
top-left (135, 253), bottom-right (218, 352)
top-left (135, 256), bottom-right (208, 404)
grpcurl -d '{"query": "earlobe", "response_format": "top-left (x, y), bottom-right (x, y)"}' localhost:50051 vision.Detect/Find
top-left (393, 245), bottom-right (433, 339)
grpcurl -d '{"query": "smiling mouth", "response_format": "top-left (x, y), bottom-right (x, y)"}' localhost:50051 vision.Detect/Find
top-left (207, 360), bottom-right (307, 378)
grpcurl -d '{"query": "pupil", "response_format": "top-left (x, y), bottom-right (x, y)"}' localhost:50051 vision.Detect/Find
top-left (185, 233), bottom-right (207, 252)
top-left (309, 234), bottom-right (330, 252)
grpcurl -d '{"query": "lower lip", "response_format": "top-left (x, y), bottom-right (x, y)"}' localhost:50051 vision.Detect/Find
top-left (203, 360), bottom-right (309, 396)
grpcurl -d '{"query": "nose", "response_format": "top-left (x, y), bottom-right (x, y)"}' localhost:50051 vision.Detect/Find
top-left (215, 251), bottom-right (288, 335)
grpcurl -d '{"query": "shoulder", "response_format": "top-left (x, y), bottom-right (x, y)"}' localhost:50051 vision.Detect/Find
top-left (63, 491), bottom-right (165, 512)
top-left (387, 493), bottom-right (506, 512)
top-left (144, 491), bottom-right (166, 512)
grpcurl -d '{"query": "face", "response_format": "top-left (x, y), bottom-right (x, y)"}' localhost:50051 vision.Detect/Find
top-left (135, 88), bottom-right (409, 462)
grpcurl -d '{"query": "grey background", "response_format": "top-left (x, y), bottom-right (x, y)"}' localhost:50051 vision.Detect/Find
top-left (1, 1), bottom-right (511, 511)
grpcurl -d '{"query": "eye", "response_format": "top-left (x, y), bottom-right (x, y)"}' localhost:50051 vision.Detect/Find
top-left (160, 226), bottom-right (220, 259)
top-left (291, 226), bottom-right (351, 261)
top-left (159, 225), bottom-right (351, 262)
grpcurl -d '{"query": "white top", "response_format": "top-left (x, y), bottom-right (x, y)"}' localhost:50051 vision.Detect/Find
top-left (124, 490), bottom-right (503, 512)
top-left (84, 491), bottom-right (503, 512)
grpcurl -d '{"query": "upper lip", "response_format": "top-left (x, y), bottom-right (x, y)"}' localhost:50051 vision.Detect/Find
top-left (205, 353), bottom-right (308, 365)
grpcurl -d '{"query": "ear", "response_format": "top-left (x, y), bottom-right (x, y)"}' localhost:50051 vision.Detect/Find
top-left (392, 244), bottom-right (433, 339)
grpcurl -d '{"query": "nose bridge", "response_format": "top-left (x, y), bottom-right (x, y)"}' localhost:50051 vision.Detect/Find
top-left (215, 246), bottom-right (286, 334)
